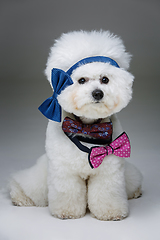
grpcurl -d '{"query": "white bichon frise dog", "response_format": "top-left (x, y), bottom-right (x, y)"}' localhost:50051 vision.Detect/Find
top-left (10, 30), bottom-right (142, 221)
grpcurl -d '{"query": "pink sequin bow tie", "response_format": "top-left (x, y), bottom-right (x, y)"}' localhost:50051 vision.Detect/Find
top-left (89, 132), bottom-right (131, 169)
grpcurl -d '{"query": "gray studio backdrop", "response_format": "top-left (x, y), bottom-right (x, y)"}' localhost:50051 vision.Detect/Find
top-left (0, 0), bottom-right (160, 187)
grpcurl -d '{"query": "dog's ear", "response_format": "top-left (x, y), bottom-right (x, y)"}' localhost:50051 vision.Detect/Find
top-left (115, 68), bottom-right (134, 110)
top-left (121, 69), bottom-right (134, 88)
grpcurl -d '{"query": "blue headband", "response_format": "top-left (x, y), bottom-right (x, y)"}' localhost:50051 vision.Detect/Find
top-left (38, 56), bottom-right (120, 122)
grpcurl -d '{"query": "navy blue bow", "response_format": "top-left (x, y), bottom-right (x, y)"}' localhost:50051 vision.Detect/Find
top-left (38, 68), bottom-right (73, 122)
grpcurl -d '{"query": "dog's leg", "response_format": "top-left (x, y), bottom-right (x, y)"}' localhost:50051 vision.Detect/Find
top-left (88, 155), bottom-right (129, 221)
top-left (48, 171), bottom-right (87, 219)
top-left (125, 161), bottom-right (143, 199)
top-left (9, 154), bottom-right (48, 207)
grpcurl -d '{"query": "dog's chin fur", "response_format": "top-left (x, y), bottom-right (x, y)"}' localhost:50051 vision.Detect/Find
top-left (78, 116), bottom-right (99, 124)
top-left (64, 112), bottom-right (108, 125)
top-left (63, 103), bottom-right (117, 122)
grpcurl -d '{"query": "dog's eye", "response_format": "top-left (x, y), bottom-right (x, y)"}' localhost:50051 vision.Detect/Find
top-left (78, 78), bottom-right (86, 84)
top-left (101, 76), bottom-right (109, 84)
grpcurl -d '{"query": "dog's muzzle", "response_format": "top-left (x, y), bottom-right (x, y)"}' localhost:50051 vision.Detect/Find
top-left (92, 89), bottom-right (104, 101)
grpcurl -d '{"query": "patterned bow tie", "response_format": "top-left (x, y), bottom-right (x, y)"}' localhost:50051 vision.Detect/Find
top-left (88, 132), bottom-right (131, 168)
top-left (62, 117), bottom-right (113, 140)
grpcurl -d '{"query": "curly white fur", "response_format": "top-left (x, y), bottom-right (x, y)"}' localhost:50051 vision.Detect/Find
top-left (9, 30), bottom-right (142, 221)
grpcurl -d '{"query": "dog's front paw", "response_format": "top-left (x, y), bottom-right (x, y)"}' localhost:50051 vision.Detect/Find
top-left (89, 198), bottom-right (129, 221)
top-left (53, 211), bottom-right (85, 220)
top-left (49, 205), bottom-right (86, 220)
top-left (91, 207), bottom-right (129, 221)
top-left (49, 196), bottom-right (87, 220)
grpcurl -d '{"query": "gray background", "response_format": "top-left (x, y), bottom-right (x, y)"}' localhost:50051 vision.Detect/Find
top-left (0, 0), bottom-right (160, 186)
top-left (1, 0), bottom-right (160, 185)
top-left (0, 1), bottom-right (160, 239)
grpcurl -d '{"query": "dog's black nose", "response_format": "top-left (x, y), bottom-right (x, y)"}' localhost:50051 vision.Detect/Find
top-left (92, 89), bottom-right (104, 101)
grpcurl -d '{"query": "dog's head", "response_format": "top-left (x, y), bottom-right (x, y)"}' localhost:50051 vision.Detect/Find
top-left (43, 30), bottom-right (134, 122)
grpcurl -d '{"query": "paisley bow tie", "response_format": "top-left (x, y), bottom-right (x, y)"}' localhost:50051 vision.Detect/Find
top-left (88, 132), bottom-right (131, 168)
top-left (62, 117), bottom-right (113, 141)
